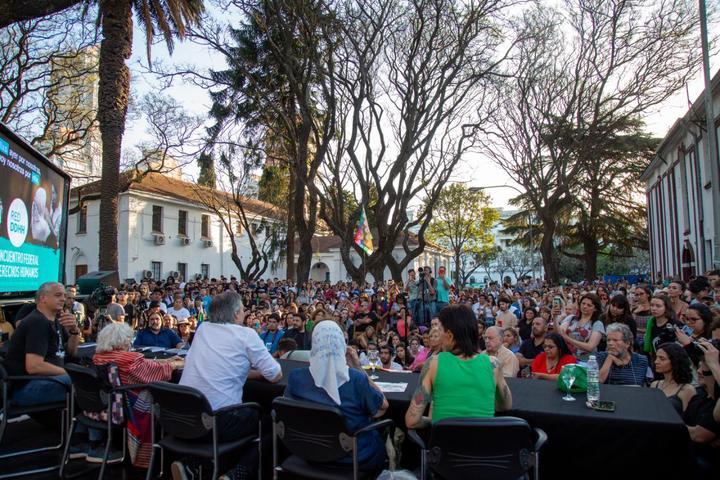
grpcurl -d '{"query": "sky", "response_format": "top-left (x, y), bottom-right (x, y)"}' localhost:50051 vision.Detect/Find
top-left (122, 4), bottom-right (718, 210)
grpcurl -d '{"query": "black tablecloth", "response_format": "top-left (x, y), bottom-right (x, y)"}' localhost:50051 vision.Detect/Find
top-left (244, 360), bottom-right (691, 478)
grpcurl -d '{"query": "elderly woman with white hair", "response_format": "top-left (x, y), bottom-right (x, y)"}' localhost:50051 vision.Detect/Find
top-left (90, 322), bottom-right (182, 467)
top-left (284, 320), bottom-right (389, 471)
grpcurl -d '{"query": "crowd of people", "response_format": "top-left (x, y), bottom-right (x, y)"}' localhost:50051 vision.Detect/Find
top-left (2, 268), bottom-right (720, 478)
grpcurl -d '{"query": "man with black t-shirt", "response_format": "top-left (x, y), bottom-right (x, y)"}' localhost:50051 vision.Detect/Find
top-left (5, 282), bottom-right (80, 406)
top-left (517, 316), bottom-right (548, 369)
top-left (353, 301), bottom-right (378, 336)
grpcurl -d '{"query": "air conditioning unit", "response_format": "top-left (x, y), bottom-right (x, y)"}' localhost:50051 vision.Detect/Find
top-left (194, 273), bottom-right (203, 280)
top-left (153, 233), bottom-right (165, 245)
top-left (142, 270), bottom-right (153, 279)
top-left (170, 271), bottom-right (180, 279)
top-left (203, 239), bottom-right (213, 248)
top-left (180, 237), bottom-right (191, 246)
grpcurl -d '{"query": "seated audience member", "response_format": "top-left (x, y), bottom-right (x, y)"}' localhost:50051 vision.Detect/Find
top-left (483, 326), bottom-right (520, 377)
top-left (502, 327), bottom-right (521, 353)
top-left (684, 351), bottom-right (720, 476)
top-left (408, 328), bottom-right (442, 372)
top-left (676, 304), bottom-right (713, 359)
top-left (601, 294), bottom-right (638, 339)
top-left (285, 320), bottom-right (389, 471)
top-left (597, 323), bottom-right (649, 386)
top-left (82, 322), bottom-right (182, 466)
top-left (379, 345), bottom-right (403, 371)
top-left (517, 315), bottom-right (548, 369)
top-left (283, 312), bottom-right (310, 350)
top-left (4, 282), bottom-right (78, 406)
top-left (133, 311), bottom-right (183, 349)
top-left (651, 342), bottom-right (696, 415)
top-left (560, 293), bottom-right (606, 362)
top-left (278, 338), bottom-right (310, 361)
top-left (518, 308), bottom-right (537, 341)
top-left (259, 313), bottom-right (285, 354)
top-left (530, 333), bottom-right (576, 381)
top-left (177, 291), bottom-right (282, 479)
top-left (405, 304), bottom-right (511, 428)
top-left (176, 318), bottom-right (194, 347)
top-left (167, 295), bottom-right (191, 322)
top-left (394, 343), bottom-right (414, 369)
top-left (494, 296), bottom-right (517, 329)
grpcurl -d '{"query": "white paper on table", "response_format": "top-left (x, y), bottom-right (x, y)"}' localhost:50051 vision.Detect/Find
top-left (375, 382), bottom-right (409, 393)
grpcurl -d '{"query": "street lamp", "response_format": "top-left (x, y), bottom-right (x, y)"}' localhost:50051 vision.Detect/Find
top-left (469, 184), bottom-right (536, 281)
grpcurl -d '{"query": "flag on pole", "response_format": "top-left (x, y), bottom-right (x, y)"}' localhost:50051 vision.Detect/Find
top-left (354, 206), bottom-right (374, 255)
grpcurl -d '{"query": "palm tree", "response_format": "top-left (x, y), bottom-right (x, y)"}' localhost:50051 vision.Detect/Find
top-left (1, 0), bottom-right (204, 271)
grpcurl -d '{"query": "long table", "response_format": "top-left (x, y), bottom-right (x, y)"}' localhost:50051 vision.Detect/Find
top-left (245, 359), bottom-right (691, 478)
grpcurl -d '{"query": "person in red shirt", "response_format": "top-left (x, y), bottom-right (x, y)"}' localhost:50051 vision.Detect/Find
top-left (531, 333), bottom-right (576, 381)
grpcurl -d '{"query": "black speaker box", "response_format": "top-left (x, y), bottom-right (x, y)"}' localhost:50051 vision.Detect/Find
top-left (77, 271), bottom-right (120, 295)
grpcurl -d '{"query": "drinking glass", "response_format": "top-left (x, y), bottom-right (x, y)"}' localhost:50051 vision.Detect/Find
top-left (368, 350), bottom-right (380, 380)
top-left (562, 372), bottom-right (576, 401)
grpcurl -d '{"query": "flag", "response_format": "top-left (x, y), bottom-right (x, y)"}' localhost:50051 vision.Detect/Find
top-left (354, 206), bottom-right (374, 255)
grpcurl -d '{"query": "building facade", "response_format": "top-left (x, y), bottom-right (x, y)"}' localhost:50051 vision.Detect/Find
top-left (640, 70), bottom-right (720, 281)
top-left (65, 173), bottom-right (285, 284)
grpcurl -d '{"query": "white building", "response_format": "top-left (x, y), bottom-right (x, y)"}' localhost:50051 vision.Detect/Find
top-left (640, 69), bottom-right (720, 280)
top-left (299, 234), bottom-right (452, 284)
top-left (65, 172), bottom-right (285, 283)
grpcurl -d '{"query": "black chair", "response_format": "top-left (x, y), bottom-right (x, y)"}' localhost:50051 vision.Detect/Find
top-left (271, 397), bottom-right (394, 480)
top-left (145, 381), bottom-right (262, 480)
top-left (60, 363), bottom-right (141, 479)
top-left (408, 417), bottom-right (547, 480)
top-left (0, 359), bottom-right (70, 479)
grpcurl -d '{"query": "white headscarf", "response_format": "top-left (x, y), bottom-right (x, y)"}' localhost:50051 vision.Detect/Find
top-left (309, 320), bottom-right (350, 405)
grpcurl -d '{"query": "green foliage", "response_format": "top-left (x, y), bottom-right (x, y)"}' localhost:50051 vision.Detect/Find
top-left (197, 152), bottom-right (217, 188)
top-left (258, 164), bottom-right (289, 207)
top-left (426, 184), bottom-right (499, 286)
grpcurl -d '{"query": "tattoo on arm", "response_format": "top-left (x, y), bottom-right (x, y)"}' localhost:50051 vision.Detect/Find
top-left (407, 358), bottom-right (433, 422)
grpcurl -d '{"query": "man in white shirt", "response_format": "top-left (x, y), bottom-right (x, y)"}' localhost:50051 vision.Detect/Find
top-left (483, 326), bottom-right (520, 377)
top-left (176, 290), bottom-right (281, 479)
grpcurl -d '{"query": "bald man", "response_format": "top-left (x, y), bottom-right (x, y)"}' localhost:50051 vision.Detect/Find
top-left (482, 326), bottom-right (520, 378)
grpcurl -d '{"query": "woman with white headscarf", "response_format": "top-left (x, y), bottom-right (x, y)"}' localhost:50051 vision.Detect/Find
top-left (284, 319), bottom-right (389, 471)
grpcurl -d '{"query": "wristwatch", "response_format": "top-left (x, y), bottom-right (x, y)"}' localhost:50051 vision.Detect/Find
top-left (68, 329), bottom-right (81, 336)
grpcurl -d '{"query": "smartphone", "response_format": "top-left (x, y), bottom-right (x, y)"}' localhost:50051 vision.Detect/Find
top-left (553, 296), bottom-right (562, 308)
top-left (592, 400), bottom-right (616, 412)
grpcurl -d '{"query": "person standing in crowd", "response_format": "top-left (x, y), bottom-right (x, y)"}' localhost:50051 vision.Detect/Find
top-left (482, 326), bottom-right (519, 377)
top-left (632, 285), bottom-right (653, 344)
top-left (434, 266), bottom-right (452, 317)
top-left (405, 304), bottom-right (512, 428)
top-left (494, 297), bottom-right (518, 329)
top-left (133, 311), bottom-right (183, 349)
top-left (530, 333), bottom-right (576, 381)
top-left (668, 280), bottom-right (689, 318)
top-left (601, 294), bottom-right (638, 340)
top-left (597, 323), bottom-right (649, 386)
top-left (644, 294), bottom-right (681, 355)
top-left (409, 328), bottom-right (442, 372)
top-left (285, 321), bottom-right (389, 472)
top-left (4, 282), bottom-right (79, 406)
top-left (177, 291), bottom-right (282, 480)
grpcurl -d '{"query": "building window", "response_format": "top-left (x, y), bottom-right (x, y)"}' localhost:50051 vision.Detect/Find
top-left (77, 205), bottom-right (87, 234)
top-left (152, 206), bottom-right (163, 233)
top-left (235, 220), bottom-right (244, 235)
top-left (177, 262), bottom-right (187, 281)
top-left (201, 214), bottom-right (210, 238)
top-left (201, 263), bottom-right (209, 278)
top-left (151, 261), bottom-right (162, 280)
top-left (178, 210), bottom-right (187, 236)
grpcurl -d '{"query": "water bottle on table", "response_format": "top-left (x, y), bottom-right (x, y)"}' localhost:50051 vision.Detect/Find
top-left (586, 354), bottom-right (600, 407)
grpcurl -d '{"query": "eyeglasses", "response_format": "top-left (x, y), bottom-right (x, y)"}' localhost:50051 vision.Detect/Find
top-left (700, 370), bottom-right (712, 377)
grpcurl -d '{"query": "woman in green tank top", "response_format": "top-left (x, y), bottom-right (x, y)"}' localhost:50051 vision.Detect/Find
top-left (405, 304), bottom-right (512, 429)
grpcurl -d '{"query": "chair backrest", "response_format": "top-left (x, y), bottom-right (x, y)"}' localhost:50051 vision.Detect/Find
top-left (146, 382), bottom-right (213, 440)
top-left (272, 397), bottom-right (354, 463)
top-left (428, 417), bottom-right (535, 480)
top-left (65, 363), bottom-right (110, 413)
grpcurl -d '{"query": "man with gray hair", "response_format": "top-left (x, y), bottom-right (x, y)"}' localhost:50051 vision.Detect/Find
top-left (4, 282), bottom-right (80, 406)
top-left (482, 326), bottom-right (519, 378)
top-left (176, 291), bottom-right (281, 479)
top-left (597, 322), bottom-right (650, 386)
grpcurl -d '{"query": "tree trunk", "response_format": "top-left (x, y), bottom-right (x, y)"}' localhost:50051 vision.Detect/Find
top-left (370, 264), bottom-right (384, 284)
top-left (583, 234), bottom-right (599, 281)
top-left (388, 262), bottom-right (404, 284)
top-left (97, 0), bottom-right (132, 272)
top-left (285, 167), bottom-right (296, 281)
top-left (293, 171), bottom-right (314, 283)
top-left (454, 251), bottom-right (462, 289)
top-left (540, 218), bottom-right (559, 284)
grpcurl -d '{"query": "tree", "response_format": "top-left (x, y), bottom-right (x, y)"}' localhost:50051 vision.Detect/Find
top-left (0, 6), bottom-right (99, 165)
top-left (197, 151), bottom-right (217, 187)
top-left (426, 184), bottom-right (499, 288)
top-left (2, 0), bottom-right (206, 273)
top-left (498, 246), bottom-right (533, 282)
top-left (483, 0), bottom-right (702, 284)
top-left (313, 0), bottom-right (509, 283)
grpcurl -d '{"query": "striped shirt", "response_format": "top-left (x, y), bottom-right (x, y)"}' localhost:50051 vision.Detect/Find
top-left (93, 350), bottom-right (173, 388)
top-left (596, 352), bottom-right (649, 386)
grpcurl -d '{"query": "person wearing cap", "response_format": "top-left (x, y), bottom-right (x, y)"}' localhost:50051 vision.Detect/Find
top-left (176, 317), bottom-right (194, 347)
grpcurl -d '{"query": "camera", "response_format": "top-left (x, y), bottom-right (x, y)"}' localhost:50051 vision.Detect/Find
top-left (657, 323), bottom-right (677, 344)
top-left (89, 284), bottom-right (117, 308)
top-left (418, 268), bottom-right (425, 279)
